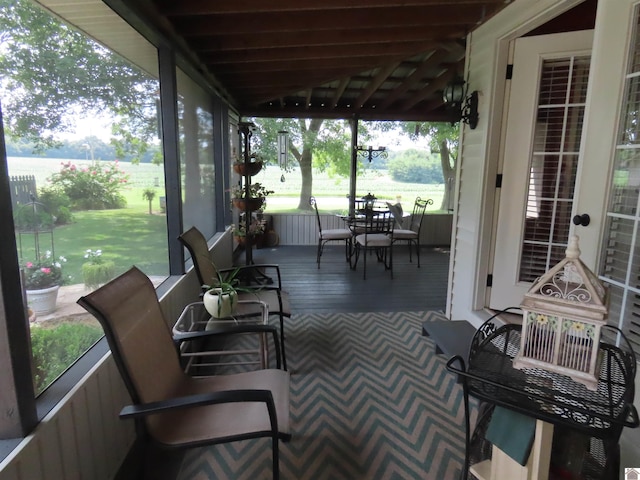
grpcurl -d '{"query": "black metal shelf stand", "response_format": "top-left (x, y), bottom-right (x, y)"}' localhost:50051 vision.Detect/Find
top-left (447, 321), bottom-right (638, 480)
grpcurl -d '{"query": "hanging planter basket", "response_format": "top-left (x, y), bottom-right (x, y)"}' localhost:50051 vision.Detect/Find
top-left (233, 197), bottom-right (264, 211)
top-left (233, 161), bottom-right (263, 176)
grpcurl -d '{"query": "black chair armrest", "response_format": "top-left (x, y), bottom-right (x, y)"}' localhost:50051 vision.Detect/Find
top-left (219, 264), bottom-right (283, 289)
top-left (120, 389), bottom-right (278, 434)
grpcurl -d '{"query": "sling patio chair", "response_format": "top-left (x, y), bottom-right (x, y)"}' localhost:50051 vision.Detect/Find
top-left (310, 196), bottom-right (353, 268)
top-left (77, 267), bottom-right (291, 480)
top-left (179, 226), bottom-right (291, 370)
top-left (388, 197), bottom-right (433, 267)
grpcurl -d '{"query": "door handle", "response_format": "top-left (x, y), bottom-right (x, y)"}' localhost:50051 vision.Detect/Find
top-left (572, 213), bottom-right (590, 227)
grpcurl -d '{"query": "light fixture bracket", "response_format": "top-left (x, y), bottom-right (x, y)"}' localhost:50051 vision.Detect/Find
top-left (355, 145), bottom-right (387, 163)
top-left (443, 76), bottom-right (479, 130)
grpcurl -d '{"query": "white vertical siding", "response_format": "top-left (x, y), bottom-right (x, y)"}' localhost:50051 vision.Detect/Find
top-left (448, 0), bottom-right (584, 325)
top-left (270, 213), bottom-right (452, 246)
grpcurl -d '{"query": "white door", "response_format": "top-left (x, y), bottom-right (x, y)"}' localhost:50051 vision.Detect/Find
top-left (490, 30), bottom-right (594, 310)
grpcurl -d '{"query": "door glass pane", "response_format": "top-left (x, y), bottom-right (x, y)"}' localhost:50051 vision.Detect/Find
top-left (519, 56), bottom-right (590, 282)
top-left (600, 5), bottom-right (640, 356)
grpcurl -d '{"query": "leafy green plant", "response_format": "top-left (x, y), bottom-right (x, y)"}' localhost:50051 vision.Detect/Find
top-left (38, 185), bottom-right (73, 225)
top-left (30, 322), bottom-right (103, 395)
top-left (13, 203), bottom-right (54, 231)
top-left (23, 251), bottom-right (67, 289)
top-left (81, 249), bottom-right (115, 288)
top-left (48, 160), bottom-right (129, 210)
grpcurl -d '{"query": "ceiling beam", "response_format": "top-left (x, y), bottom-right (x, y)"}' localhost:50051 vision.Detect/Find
top-left (355, 61), bottom-right (401, 109)
top-left (156, 0), bottom-right (506, 17)
top-left (190, 26), bottom-right (461, 52)
top-left (200, 41), bottom-right (437, 64)
top-left (172, 6), bottom-right (487, 37)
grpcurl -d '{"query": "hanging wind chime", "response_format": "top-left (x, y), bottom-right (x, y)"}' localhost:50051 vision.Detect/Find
top-left (277, 130), bottom-right (289, 182)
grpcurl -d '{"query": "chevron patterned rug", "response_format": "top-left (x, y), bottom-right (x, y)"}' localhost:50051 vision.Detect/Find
top-left (177, 311), bottom-right (471, 480)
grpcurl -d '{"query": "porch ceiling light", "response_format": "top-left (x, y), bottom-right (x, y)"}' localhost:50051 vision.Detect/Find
top-left (442, 75), bottom-right (479, 130)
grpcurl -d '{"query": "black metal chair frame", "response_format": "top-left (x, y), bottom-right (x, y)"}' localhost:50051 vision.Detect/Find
top-left (350, 209), bottom-right (394, 279)
top-left (310, 196), bottom-right (352, 268)
top-left (391, 197), bottom-right (432, 267)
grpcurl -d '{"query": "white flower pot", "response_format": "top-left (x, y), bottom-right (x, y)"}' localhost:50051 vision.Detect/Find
top-left (26, 285), bottom-right (60, 315)
top-left (203, 288), bottom-right (237, 318)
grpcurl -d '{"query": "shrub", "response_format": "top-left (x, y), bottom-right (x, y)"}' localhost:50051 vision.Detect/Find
top-left (48, 160), bottom-right (129, 210)
top-left (38, 185), bottom-right (74, 225)
top-left (388, 156), bottom-right (444, 184)
top-left (30, 322), bottom-right (103, 394)
top-left (13, 203), bottom-right (54, 231)
top-left (82, 249), bottom-right (115, 288)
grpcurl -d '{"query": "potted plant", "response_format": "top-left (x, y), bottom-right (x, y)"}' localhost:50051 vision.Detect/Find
top-left (23, 250), bottom-right (67, 315)
top-left (81, 249), bottom-right (115, 289)
top-left (232, 152), bottom-right (263, 176)
top-left (233, 217), bottom-right (266, 246)
top-left (231, 182), bottom-right (274, 212)
top-left (202, 267), bottom-right (244, 318)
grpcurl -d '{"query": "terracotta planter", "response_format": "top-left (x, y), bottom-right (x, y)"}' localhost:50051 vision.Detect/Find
top-left (232, 197), bottom-right (264, 211)
top-left (26, 285), bottom-right (60, 315)
top-left (233, 161), bottom-right (263, 176)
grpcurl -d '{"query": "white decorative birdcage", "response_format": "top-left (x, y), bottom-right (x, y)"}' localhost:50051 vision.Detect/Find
top-left (513, 236), bottom-right (608, 390)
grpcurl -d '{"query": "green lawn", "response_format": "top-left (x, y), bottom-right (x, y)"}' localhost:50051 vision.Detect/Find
top-left (11, 156), bottom-right (446, 283)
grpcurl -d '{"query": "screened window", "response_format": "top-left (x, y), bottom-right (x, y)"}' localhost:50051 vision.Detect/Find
top-left (0, 0), bottom-right (167, 395)
top-left (177, 68), bottom-right (216, 239)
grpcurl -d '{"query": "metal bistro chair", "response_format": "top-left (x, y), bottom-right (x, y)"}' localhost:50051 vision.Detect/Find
top-left (77, 267), bottom-right (291, 480)
top-left (389, 197), bottom-right (432, 267)
top-left (310, 196), bottom-right (352, 268)
top-left (351, 208), bottom-right (394, 279)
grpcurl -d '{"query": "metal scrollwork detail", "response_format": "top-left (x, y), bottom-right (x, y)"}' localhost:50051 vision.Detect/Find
top-left (539, 272), bottom-right (592, 303)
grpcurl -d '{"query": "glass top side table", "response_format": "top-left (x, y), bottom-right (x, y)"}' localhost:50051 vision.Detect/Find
top-left (174, 300), bottom-right (270, 373)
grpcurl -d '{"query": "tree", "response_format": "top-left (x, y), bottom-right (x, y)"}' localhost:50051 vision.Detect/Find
top-left (374, 121), bottom-right (459, 211)
top-left (142, 188), bottom-right (157, 215)
top-left (0, 0), bottom-right (159, 161)
top-left (251, 118), bottom-right (354, 210)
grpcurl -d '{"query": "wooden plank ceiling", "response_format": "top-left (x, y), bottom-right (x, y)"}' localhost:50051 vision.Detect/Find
top-left (145, 0), bottom-right (596, 121)
top-left (144, 0), bottom-right (511, 121)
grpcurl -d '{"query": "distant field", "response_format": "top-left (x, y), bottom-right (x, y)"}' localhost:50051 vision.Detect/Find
top-left (7, 156), bottom-right (444, 212)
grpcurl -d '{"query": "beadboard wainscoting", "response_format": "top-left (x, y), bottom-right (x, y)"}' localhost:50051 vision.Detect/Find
top-left (270, 213), bottom-right (453, 247)
top-left (0, 229), bottom-right (234, 480)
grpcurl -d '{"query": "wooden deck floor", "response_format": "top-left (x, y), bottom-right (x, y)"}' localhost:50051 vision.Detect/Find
top-left (247, 244), bottom-right (450, 314)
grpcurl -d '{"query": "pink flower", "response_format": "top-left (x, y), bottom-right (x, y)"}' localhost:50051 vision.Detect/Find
top-left (26, 262), bottom-right (33, 268)
top-left (41, 267), bottom-right (51, 274)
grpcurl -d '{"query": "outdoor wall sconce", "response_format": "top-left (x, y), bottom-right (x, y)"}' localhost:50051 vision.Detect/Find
top-left (356, 145), bottom-right (387, 162)
top-left (442, 76), bottom-right (479, 130)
